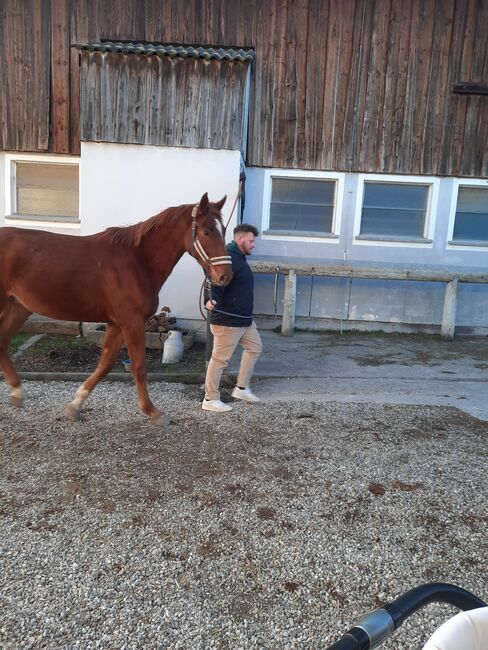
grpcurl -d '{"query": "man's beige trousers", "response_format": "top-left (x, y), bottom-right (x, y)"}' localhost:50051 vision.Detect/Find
top-left (204, 321), bottom-right (262, 401)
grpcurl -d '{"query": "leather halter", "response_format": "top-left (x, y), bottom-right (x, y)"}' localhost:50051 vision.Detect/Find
top-left (191, 205), bottom-right (232, 267)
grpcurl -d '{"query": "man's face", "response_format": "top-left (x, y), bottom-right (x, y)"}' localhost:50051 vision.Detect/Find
top-left (236, 232), bottom-right (256, 256)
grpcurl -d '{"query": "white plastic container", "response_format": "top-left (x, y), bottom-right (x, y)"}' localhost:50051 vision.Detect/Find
top-left (423, 607), bottom-right (488, 650)
top-left (162, 330), bottom-right (184, 364)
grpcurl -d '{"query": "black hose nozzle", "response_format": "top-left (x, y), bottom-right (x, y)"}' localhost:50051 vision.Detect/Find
top-left (326, 582), bottom-right (487, 650)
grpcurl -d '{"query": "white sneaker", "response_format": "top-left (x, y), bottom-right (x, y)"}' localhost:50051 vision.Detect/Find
top-left (202, 399), bottom-right (233, 412)
top-left (231, 386), bottom-right (260, 403)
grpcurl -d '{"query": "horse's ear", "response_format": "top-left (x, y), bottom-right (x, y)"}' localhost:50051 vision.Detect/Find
top-left (214, 195), bottom-right (227, 211)
top-left (198, 193), bottom-right (209, 214)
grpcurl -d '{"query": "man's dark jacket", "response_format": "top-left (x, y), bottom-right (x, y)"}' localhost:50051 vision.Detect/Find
top-left (205, 241), bottom-right (254, 327)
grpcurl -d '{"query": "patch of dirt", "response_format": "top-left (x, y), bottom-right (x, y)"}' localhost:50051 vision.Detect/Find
top-left (13, 335), bottom-right (206, 374)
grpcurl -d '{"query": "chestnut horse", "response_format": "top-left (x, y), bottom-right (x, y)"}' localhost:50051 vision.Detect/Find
top-left (0, 193), bottom-right (232, 424)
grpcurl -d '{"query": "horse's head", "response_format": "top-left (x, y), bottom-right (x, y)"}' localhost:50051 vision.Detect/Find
top-left (189, 193), bottom-right (233, 286)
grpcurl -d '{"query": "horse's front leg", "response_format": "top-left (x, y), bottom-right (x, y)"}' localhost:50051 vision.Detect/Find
top-left (0, 297), bottom-right (32, 407)
top-left (122, 324), bottom-right (167, 425)
top-left (67, 323), bottom-right (124, 421)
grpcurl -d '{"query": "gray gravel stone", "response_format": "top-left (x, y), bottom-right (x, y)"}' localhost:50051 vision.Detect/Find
top-left (0, 380), bottom-right (487, 649)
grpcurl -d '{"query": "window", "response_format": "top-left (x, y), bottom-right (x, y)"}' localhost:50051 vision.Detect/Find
top-left (263, 170), bottom-right (343, 240)
top-left (361, 182), bottom-right (428, 237)
top-left (5, 155), bottom-right (79, 226)
top-left (354, 175), bottom-right (438, 246)
top-left (270, 178), bottom-right (335, 234)
top-left (452, 185), bottom-right (488, 244)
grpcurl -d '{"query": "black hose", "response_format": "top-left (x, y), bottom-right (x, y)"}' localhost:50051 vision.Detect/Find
top-left (384, 582), bottom-right (487, 629)
top-left (325, 582), bottom-right (487, 650)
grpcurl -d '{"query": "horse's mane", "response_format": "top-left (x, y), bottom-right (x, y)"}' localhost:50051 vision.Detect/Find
top-left (100, 204), bottom-right (190, 248)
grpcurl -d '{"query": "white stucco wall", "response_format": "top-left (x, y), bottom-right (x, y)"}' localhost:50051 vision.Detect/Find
top-left (80, 142), bottom-right (241, 320)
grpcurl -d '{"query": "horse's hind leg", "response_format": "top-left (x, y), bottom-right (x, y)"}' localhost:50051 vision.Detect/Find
top-left (0, 297), bottom-right (32, 406)
top-left (67, 322), bottom-right (124, 421)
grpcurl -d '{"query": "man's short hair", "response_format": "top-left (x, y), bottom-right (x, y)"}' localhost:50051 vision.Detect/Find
top-left (233, 223), bottom-right (259, 237)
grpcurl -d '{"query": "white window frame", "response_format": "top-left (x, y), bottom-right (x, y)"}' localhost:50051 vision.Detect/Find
top-left (261, 169), bottom-right (344, 242)
top-left (446, 178), bottom-right (488, 251)
top-left (352, 173), bottom-right (439, 248)
top-left (4, 153), bottom-right (80, 230)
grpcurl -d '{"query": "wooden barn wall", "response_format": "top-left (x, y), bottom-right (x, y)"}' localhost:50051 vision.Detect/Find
top-left (0, 0), bottom-right (51, 151)
top-left (80, 52), bottom-right (249, 150)
top-left (2, 0), bottom-right (488, 177)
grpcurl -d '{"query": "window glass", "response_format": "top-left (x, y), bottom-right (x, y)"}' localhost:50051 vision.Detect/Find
top-left (15, 162), bottom-right (79, 219)
top-left (270, 178), bottom-right (335, 234)
top-left (360, 182), bottom-right (428, 238)
top-left (452, 186), bottom-right (488, 243)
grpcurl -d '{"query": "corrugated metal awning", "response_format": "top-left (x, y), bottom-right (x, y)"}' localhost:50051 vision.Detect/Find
top-left (73, 41), bottom-right (255, 63)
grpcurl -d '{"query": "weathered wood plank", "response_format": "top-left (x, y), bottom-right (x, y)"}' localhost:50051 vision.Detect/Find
top-left (357, 0), bottom-right (387, 172)
top-left (421, 0), bottom-right (455, 175)
top-left (0, 0), bottom-right (50, 151)
top-left (249, 260), bottom-right (488, 284)
top-left (282, 0), bottom-right (309, 168)
top-left (460, 0), bottom-right (488, 176)
top-left (161, 57), bottom-right (176, 146)
top-left (248, 0), bottom-right (276, 166)
top-left (319, 0), bottom-right (340, 170)
top-left (146, 55), bottom-right (162, 145)
top-left (346, 0), bottom-right (370, 171)
top-left (303, 0), bottom-right (327, 167)
top-left (271, 0), bottom-right (290, 168)
top-left (438, 0), bottom-right (467, 176)
top-left (51, 0), bottom-right (70, 152)
top-left (381, 0), bottom-right (412, 173)
top-left (410, 0), bottom-right (435, 175)
top-left (331, 0), bottom-right (358, 171)
top-left (126, 54), bottom-right (147, 144)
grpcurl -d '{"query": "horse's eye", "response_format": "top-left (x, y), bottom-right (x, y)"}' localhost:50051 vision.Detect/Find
top-left (203, 229), bottom-right (210, 236)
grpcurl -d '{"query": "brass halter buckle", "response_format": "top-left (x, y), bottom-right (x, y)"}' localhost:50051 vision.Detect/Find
top-left (191, 205), bottom-right (232, 267)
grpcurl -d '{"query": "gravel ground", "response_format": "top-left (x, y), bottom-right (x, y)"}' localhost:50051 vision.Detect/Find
top-left (0, 380), bottom-right (487, 649)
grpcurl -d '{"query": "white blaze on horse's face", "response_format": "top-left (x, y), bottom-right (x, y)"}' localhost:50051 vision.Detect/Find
top-left (191, 200), bottom-right (233, 286)
top-left (203, 214), bottom-right (232, 286)
top-left (214, 216), bottom-right (224, 239)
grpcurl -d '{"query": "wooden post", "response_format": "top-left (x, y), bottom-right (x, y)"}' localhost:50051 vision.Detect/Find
top-left (441, 278), bottom-right (459, 340)
top-left (281, 269), bottom-right (296, 336)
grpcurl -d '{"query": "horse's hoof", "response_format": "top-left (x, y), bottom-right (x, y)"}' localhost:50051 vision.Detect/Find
top-left (66, 405), bottom-right (80, 422)
top-left (10, 396), bottom-right (23, 408)
top-left (151, 412), bottom-right (171, 426)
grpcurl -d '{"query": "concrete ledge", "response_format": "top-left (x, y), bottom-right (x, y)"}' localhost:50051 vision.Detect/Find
top-left (84, 325), bottom-right (196, 350)
top-left (12, 334), bottom-right (46, 359)
top-left (20, 317), bottom-right (199, 348)
top-left (20, 317), bottom-right (81, 336)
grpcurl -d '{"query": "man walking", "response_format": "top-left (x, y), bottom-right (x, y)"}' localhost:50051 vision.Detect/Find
top-left (202, 224), bottom-right (262, 413)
